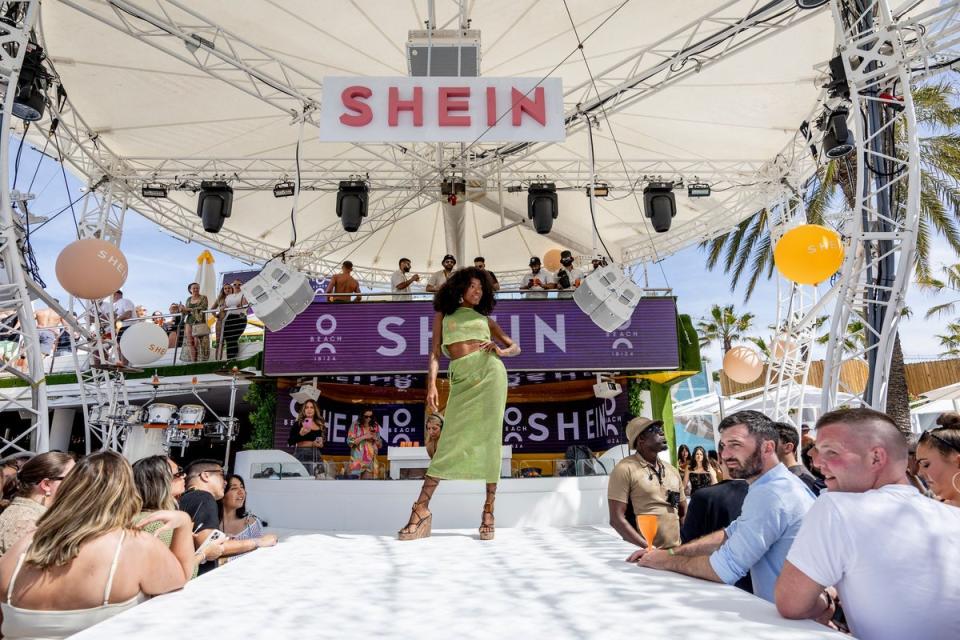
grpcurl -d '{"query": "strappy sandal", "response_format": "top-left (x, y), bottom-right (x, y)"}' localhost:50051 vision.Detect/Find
top-left (398, 501), bottom-right (432, 541)
top-left (479, 501), bottom-right (495, 541)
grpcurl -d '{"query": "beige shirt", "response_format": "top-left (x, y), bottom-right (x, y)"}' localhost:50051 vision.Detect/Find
top-left (428, 269), bottom-right (453, 290)
top-left (608, 454), bottom-right (684, 549)
top-left (0, 497), bottom-right (46, 555)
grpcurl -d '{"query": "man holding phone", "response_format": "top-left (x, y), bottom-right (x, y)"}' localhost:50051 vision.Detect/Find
top-left (519, 256), bottom-right (555, 299)
top-left (179, 459), bottom-right (277, 573)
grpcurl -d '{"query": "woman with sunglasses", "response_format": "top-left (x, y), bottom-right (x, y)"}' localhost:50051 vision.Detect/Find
top-left (132, 456), bottom-right (221, 577)
top-left (0, 452), bottom-right (75, 555)
top-left (916, 416), bottom-right (960, 508)
top-left (348, 409), bottom-right (383, 479)
top-left (398, 267), bottom-right (519, 542)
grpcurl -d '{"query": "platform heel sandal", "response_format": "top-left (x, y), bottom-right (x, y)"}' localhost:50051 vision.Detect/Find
top-left (398, 501), bottom-right (432, 541)
top-left (479, 502), bottom-right (495, 541)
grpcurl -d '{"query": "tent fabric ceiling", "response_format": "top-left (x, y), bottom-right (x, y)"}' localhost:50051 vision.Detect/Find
top-left (33, 0), bottom-right (841, 285)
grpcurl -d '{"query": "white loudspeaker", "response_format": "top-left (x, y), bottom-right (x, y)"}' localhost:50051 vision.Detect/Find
top-left (574, 264), bottom-right (639, 332)
top-left (240, 261), bottom-right (317, 332)
top-left (261, 262), bottom-right (315, 315)
top-left (574, 264), bottom-right (625, 314)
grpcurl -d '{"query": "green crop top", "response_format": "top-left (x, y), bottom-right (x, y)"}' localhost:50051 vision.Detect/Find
top-left (441, 307), bottom-right (490, 357)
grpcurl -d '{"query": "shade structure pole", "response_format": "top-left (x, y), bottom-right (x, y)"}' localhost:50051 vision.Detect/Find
top-left (821, 0), bottom-right (921, 412)
top-left (0, 0), bottom-right (48, 454)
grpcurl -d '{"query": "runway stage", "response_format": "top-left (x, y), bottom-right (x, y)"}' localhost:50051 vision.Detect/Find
top-left (73, 526), bottom-right (838, 639)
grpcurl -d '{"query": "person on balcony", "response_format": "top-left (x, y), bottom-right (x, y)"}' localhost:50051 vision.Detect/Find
top-left (180, 283), bottom-right (210, 362)
top-left (519, 256), bottom-right (555, 299)
top-left (426, 255), bottom-right (457, 293)
top-left (555, 250), bottom-right (584, 299)
top-left (325, 261), bottom-right (362, 303)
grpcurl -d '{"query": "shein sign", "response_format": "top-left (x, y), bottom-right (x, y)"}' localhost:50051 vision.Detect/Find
top-left (319, 76), bottom-right (565, 143)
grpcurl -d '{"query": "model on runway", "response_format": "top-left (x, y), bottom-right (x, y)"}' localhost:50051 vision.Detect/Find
top-left (398, 267), bottom-right (519, 541)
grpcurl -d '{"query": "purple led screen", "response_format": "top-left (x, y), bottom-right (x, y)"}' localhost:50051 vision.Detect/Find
top-left (275, 387), bottom-right (629, 455)
top-left (264, 298), bottom-right (679, 375)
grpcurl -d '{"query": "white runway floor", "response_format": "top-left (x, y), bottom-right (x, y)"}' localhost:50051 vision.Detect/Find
top-left (74, 527), bottom-right (838, 640)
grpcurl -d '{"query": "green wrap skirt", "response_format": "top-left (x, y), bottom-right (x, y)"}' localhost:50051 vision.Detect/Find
top-left (428, 349), bottom-right (508, 483)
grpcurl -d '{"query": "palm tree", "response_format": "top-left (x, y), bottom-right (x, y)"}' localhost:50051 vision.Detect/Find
top-left (696, 304), bottom-right (755, 354)
top-left (936, 321), bottom-right (960, 356)
top-left (700, 83), bottom-right (960, 432)
top-left (918, 262), bottom-right (960, 318)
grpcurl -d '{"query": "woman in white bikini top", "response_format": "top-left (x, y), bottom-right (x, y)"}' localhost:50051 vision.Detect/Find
top-left (0, 452), bottom-right (198, 640)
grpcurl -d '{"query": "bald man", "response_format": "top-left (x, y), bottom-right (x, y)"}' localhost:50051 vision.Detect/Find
top-left (775, 407), bottom-right (960, 639)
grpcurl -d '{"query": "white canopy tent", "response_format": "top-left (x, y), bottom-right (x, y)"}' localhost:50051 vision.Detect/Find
top-left (27, 0), bottom-right (841, 282)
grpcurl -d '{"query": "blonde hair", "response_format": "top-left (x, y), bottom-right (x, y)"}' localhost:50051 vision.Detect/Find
top-left (26, 451), bottom-right (141, 569)
top-left (296, 399), bottom-right (324, 426)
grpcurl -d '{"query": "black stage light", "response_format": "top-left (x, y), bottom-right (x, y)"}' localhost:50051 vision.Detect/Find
top-left (824, 107), bottom-right (854, 159)
top-left (643, 181), bottom-right (676, 233)
top-left (273, 180), bottom-right (296, 198)
top-left (13, 44), bottom-right (50, 122)
top-left (141, 183), bottom-right (168, 198)
top-left (336, 180), bottom-right (369, 232)
top-left (197, 181), bottom-right (233, 233)
top-left (585, 183), bottom-right (609, 198)
top-left (795, 0), bottom-right (829, 9)
top-left (527, 182), bottom-right (558, 234)
top-left (687, 182), bottom-right (711, 198)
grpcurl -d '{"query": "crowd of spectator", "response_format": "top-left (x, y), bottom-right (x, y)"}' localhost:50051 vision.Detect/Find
top-left (610, 408), bottom-right (960, 639)
top-left (0, 450), bottom-right (277, 638)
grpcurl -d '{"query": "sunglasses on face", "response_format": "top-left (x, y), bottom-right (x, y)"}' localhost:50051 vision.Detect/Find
top-left (363, 414), bottom-right (374, 419)
top-left (173, 467), bottom-right (186, 479)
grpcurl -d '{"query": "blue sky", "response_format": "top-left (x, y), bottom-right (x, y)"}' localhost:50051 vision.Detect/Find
top-left (14, 137), bottom-right (955, 370)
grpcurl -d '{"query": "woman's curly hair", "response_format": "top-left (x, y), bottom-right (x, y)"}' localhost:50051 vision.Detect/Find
top-left (433, 266), bottom-right (497, 316)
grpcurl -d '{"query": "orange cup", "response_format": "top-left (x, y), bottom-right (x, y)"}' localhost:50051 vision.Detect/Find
top-left (636, 514), bottom-right (658, 549)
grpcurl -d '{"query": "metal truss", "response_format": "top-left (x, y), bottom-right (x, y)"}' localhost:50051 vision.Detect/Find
top-left (58, 0), bottom-right (322, 118)
top-left (67, 183), bottom-right (135, 453)
top-left (821, 0), bottom-right (923, 412)
top-left (760, 194), bottom-right (828, 424)
top-left (478, 0), bottom-right (826, 169)
top-left (0, 0), bottom-right (48, 454)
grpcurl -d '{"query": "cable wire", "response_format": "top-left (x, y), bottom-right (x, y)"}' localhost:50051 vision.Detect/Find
top-left (562, 0), bottom-right (670, 288)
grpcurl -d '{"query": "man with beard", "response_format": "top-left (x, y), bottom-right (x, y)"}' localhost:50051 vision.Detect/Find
top-left (391, 257), bottom-right (420, 301)
top-left (608, 417), bottom-right (685, 550)
top-left (627, 410), bottom-right (815, 603)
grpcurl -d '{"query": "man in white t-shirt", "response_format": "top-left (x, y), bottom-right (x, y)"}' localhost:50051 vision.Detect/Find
top-left (426, 254), bottom-right (456, 293)
top-left (390, 257), bottom-right (419, 301)
top-left (519, 256), bottom-right (555, 299)
top-left (775, 407), bottom-right (960, 639)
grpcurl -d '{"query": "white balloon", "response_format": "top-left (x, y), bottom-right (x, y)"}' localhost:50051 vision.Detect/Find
top-left (119, 322), bottom-right (169, 365)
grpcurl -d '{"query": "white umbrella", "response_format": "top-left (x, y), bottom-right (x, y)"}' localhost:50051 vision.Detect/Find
top-left (194, 250), bottom-right (218, 306)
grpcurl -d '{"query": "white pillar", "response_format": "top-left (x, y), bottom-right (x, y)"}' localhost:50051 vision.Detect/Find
top-left (50, 409), bottom-right (76, 452)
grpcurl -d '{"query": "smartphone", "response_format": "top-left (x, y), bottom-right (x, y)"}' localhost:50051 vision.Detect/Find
top-left (197, 529), bottom-right (227, 555)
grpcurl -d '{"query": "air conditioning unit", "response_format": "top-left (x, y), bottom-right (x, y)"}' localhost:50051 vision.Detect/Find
top-left (407, 29), bottom-right (480, 77)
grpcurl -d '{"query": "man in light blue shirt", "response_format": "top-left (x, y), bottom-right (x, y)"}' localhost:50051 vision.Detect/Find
top-left (628, 410), bottom-right (815, 602)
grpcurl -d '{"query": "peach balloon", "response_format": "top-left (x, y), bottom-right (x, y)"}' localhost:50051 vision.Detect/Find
top-left (723, 346), bottom-right (764, 384)
top-left (543, 248), bottom-right (563, 271)
top-left (118, 322), bottom-right (168, 365)
top-left (772, 336), bottom-right (800, 361)
top-left (55, 239), bottom-right (128, 299)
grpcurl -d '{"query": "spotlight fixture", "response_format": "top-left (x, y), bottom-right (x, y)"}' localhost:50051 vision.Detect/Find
top-left (13, 43), bottom-right (51, 122)
top-left (825, 55), bottom-right (849, 100)
top-left (141, 183), bottom-right (168, 199)
top-left (527, 182), bottom-right (558, 234)
top-left (336, 180), bottom-right (369, 232)
top-left (642, 182), bottom-right (676, 233)
top-left (273, 180), bottom-right (296, 198)
top-left (585, 183), bottom-right (609, 198)
top-left (197, 181), bottom-right (233, 233)
top-left (824, 107), bottom-right (854, 159)
top-left (687, 182), bottom-right (711, 198)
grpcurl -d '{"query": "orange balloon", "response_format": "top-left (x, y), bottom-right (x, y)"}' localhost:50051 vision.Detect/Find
top-left (543, 248), bottom-right (563, 271)
top-left (55, 239), bottom-right (128, 299)
top-left (774, 224), bottom-right (844, 285)
top-left (723, 346), bottom-right (764, 384)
